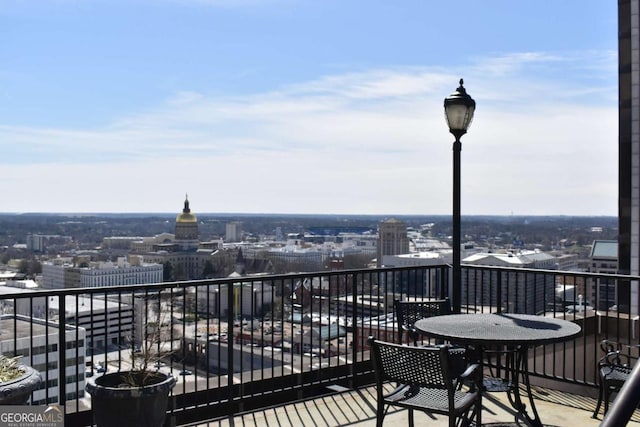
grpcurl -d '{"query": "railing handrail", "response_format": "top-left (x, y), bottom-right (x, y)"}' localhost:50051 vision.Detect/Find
top-left (3, 264), bottom-right (453, 299)
top-left (7, 264), bottom-right (638, 300)
top-left (464, 263), bottom-right (640, 281)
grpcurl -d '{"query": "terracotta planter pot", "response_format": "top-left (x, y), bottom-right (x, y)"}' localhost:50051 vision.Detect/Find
top-left (86, 371), bottom-right (176, 427)
top-left (0, 365), bottom-right (42, 405)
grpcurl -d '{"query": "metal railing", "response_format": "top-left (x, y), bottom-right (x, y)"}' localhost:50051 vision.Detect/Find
top-left (0, 264), bottom-right (637, 425)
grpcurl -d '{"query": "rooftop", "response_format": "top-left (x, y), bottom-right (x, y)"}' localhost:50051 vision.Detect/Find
top-left (591, 240), bottom-right (618, 259)
top-left (0, 315), bottom-right (60, 340)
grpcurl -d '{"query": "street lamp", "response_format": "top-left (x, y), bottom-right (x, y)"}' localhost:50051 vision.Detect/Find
top-left (444, 79), bottom-right (475, 313)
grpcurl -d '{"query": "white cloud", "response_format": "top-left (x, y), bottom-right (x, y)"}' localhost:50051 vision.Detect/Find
top-left (0, 51), bottom-right (618, 215)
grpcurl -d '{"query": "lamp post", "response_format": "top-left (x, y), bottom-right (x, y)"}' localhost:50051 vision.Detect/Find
top-left (444, 79), bottom-right (475, 313)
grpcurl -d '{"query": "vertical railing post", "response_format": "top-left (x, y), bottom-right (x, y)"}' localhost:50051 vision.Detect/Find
top-left (58, 294), bottom-right (66, 407)
top-left (349, 271), bottom-right (359, 389)
top-left (226, 281), bottom-right (237, 409)
top-left (496, 270), bottom-right (503, 314)
top-left (442, 265), bottom-right (449, 301)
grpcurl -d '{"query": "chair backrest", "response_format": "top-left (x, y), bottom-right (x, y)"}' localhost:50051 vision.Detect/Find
top-left (599, 339), bottom-right (640, 368)
top-left (394, 299), bottom-right (451, 344)
top-left (369, 337), bottom-right (453, 392)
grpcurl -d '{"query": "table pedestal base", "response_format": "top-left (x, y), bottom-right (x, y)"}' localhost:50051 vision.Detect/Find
top-left (483, 377), bottom-right (513, 392)
top-left (479, 346), bottom-right (542, 427)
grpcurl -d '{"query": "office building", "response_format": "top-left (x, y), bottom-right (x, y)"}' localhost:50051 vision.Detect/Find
top-left (196, 281), bottom-right (275, 319)
top-left (618, 0), bottom-right (640, 314)
top-left (41, 256), bottom-right (163, 289)
top-left (376, 218), bottom-right (410, 267)
top-left (462, 250), bottom-right (557, 314)
top-left (26, 234), bottom-right (72, 252)
top-left (8, 290), bottom-right (134, 354)
top-left (225, 222), bottom-right (242, 242)
top-left (589, 240), bottom-right (619, 310)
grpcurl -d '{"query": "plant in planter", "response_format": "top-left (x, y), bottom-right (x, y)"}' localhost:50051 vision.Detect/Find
top-left (86, 299), bottom-right (177, 427)
top-left (0, 355), bottom-right (42, 405)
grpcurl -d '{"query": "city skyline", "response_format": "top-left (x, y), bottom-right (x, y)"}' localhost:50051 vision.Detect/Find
top-left (1, 1), bottom-right (618, 216)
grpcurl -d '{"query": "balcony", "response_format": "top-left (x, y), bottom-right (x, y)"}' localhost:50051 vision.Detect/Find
top-left (209, 382), bottom-right (612, 426)
top-left (1, 264), bottom-right (639, 426)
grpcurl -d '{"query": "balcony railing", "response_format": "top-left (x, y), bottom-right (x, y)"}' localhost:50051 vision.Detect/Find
top-left (0, 264), bottom-right (637, 426)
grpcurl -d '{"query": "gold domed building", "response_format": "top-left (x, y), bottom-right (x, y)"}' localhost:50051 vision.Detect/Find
top-left (175, 195), bottom-right (199, 242)
top-left (130, 196), bottom-right (272, 281)
top-left (139, 195), bottom-right (223, 281)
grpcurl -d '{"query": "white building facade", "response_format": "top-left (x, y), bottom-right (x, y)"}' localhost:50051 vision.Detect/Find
top-left (42, 257), bottom-right (163, 289)
top-left (0, 315), bottom-right (86, 405)
top-left (462, 250), bottom-right (558, 314)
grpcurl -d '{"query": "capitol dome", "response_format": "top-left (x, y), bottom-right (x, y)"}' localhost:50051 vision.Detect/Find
top-left (175, 195), bottom-right (199, 241)
top-left (176, 197), bottom-right (197, 223)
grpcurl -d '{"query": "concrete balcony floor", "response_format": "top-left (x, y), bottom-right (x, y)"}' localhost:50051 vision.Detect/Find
top-left (196, 383), bottom-right (640, 427)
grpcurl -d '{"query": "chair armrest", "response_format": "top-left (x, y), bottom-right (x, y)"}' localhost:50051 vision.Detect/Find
top-left (458, 363), bottom-right (481, 382)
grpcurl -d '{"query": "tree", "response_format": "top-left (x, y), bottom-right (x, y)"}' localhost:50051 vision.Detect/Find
top-left (162, 262), bottom-right (173, 282)
top-left (202, 260), bottom-right (215, 279)
top-left (28, 259), bottom-right (42, 276)
top-left (18, 259), bottom-right (29, 274)
top-left (344, 253), bottom-right (375, 269)
top-left (173, 263), bottom-right (186, 281)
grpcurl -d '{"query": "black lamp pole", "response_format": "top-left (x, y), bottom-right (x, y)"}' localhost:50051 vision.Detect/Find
top-left (444, 79), bottom-right (475, 313)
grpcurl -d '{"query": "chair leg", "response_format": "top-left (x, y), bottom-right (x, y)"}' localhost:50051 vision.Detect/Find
top-left (459, 399), bottom-right (481, 427)
top-left (603, 386), bottom-right (610, 415)
top-left (376, 403), bottom-right (386, 427)
top-left (448, 412), bottom-right (456, 427)
top-left (592, 384), bottom-right (604, 418)
top-left (408, 408), bottom-right (414, 427)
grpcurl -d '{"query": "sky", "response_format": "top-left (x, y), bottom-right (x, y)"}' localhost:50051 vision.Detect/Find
top-left (0, 0), bottom-right (618, 216)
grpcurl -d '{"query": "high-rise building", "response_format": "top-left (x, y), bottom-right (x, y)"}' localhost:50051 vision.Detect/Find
top-left (618, 1), bottom-right (639, 314)
top-left (26, 234), bottom-right (72, 252)
top-left (376, 218), bottom-right (410, 268)
top-left (225, 222), bottom-right (242, 242)
top-left (589, 240), bottom-right (619, 310)
top-left (275, 226), bottom-right (284, 242)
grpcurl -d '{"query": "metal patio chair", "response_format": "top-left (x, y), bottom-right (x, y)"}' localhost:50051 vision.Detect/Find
top-left (394, 298), bottom-right (452, 345)
top-left (368, 337), bottom-right (482, 427)
top-left (394, 298), bottom-right (467, 377)
top-left (593, 339), bottom-right (640, 418)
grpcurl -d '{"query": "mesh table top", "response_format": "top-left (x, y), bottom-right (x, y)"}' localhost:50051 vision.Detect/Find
top-left (414, 313), bottom-right (581, 346)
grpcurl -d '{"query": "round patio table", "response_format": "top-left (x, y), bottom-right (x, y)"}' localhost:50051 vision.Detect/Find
top-left (414, 313), bottom-right (581, 427)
